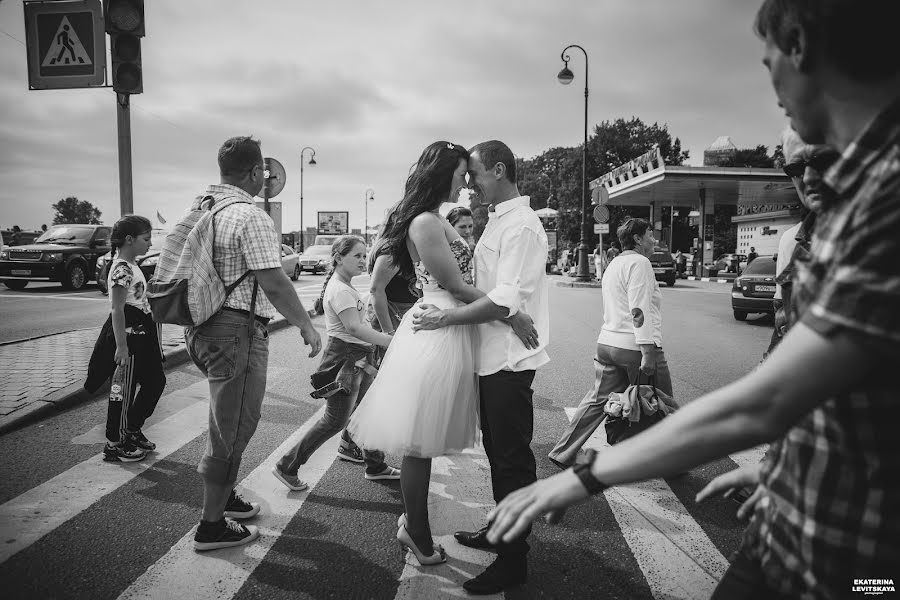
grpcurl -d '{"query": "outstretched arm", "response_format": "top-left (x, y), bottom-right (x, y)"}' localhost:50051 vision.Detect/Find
top-left (486, 322), bottom-right (869, 543)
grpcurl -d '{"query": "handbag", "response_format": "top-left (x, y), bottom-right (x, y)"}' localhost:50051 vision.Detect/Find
top-left (603, 376), bottom-right (675, 445)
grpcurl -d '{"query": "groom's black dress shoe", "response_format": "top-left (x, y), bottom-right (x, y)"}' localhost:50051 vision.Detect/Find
top-left (463, 554), bottom-right (527, 595)
top-left (454, 525), bottom-right (496, 550)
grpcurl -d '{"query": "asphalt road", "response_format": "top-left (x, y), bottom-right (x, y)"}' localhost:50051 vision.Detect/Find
top-left (0, 275), bottom-right (332, 344)
top-left (0, 278), bottom-right (774, 599)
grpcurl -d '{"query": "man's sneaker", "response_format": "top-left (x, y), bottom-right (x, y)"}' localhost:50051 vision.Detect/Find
top-left (223, 489), bottom-right (260, 519)
top-left (103, 441), bottom-right (146, 463)
top-left (193, 518), bottom-right (259, 551)
top-left (272, 465), bottom-right (309, 492)
top-left (365, 465), bottom-right (401, 481)
top-left (337, 445), bottom-right (365, 464)
top-left (125, 430), bottom-right (156, 451)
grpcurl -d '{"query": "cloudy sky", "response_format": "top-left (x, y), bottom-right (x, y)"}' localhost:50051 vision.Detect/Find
top-left (0, 0), bottom-right (785, 234)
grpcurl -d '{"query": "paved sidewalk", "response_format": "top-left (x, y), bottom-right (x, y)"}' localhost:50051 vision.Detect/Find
top-left (0, 318), bottom-right (292, 434)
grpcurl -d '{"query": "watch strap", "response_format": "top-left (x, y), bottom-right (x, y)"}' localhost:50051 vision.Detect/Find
top-left (572, 449), bottom-right (607, 495)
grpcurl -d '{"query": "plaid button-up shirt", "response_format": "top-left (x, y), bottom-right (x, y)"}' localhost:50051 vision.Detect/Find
top-left (742, 100), bottom-right (900, 599)
top-left (194, 184), bottom-right (282, 319)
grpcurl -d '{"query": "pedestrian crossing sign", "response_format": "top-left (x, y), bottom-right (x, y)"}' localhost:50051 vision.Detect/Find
top-left (24, 0), bottom-right (106, 90)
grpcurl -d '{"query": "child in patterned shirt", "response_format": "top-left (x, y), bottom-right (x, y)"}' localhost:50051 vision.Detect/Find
top-left (89, 215), bottom-right (166, 462)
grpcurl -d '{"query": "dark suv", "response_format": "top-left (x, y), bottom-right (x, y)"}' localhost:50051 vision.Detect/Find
top-left (0, 224), bottom-right (111, 290)
top-left (649, 251), bottom-right (677, 287)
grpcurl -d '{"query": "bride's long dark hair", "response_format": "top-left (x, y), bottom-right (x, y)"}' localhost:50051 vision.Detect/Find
top-left (378, 141), bottom-right (469, 277)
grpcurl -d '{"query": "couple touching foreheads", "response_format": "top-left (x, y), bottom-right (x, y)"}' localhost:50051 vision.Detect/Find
top-left (346, 139), bottom-right (550, 595)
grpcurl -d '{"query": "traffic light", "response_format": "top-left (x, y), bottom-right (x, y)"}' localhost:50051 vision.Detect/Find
top-left (104, 0), bottom-right (144, 94)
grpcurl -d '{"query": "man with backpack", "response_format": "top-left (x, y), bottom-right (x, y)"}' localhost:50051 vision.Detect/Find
top-left (161, 136), bottom-right (322, 551)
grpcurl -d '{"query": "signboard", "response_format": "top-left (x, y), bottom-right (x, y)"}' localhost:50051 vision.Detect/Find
top-left (24, 0), bottom-right (106, 90)
top-left (317, 211), bottom-right (349, 235)
top-left (736, 201), bottom-right (801, 217)
top-left (593, 223), bottom-right (610, 234)
top-left (593, 205), bottom-right (610, 224)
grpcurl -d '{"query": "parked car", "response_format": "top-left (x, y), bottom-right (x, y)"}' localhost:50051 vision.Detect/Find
top-left (710, 253), bottom-right (747, 274)
top-left (0, 224), bottom-right (111, 290)
top-left (95, 229), bottom-right (168, 295)
top-left (731, 256), bottom-right (776, 321)
top-left (313, 235), bottom-right (340, 247)
top-left (298, 244), bottom-right (332, 274)
top-left (649, 251), bottom-right (677, 287)
top-left (281, 244), bottom-right (301, 280)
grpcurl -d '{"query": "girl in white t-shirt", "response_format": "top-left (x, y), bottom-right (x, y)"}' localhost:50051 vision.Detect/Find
top-left (274, 236), bottom-right (397, 491)
top-left (96, 215), bottom-right (167, 463)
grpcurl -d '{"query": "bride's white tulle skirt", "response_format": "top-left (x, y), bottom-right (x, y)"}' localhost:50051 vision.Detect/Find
top-left (348, 290), bottom-right (479, 458)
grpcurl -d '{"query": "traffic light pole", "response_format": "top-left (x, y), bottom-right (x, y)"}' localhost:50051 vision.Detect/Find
top-left (116, 92), bottom-right (133, 216)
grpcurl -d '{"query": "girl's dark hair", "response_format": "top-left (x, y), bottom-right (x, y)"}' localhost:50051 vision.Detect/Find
top-left (110, 215), bottom-right (152, 257)
top-left (314, 235), bottom-right (366, 315)
top-left (378, 141), bottom-right (469, 277)
top-left (446, 206), bottom-right (473, 227)
top-left (617, 217), bottom-right (650, 250)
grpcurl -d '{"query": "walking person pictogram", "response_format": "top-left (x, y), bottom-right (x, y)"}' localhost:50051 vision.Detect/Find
top-left (50, 25), bottom-right (82, 65)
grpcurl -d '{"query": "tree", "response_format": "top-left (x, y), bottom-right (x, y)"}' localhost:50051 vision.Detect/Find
top-left (513, 117), bottom-right (689, 249)
top-left (51, 197), bottom-right (102, 224)
top-left (719, 144), bottom-right (774, 168)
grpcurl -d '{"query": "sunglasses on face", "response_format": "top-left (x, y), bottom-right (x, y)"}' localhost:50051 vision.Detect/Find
top-left (783, 152), bottom-right (840, 178)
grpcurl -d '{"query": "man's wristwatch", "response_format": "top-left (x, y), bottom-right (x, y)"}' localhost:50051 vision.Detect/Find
top-left (572, 449), bottom-right (608, 495)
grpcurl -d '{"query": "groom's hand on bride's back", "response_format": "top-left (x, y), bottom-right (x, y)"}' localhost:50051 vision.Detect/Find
top-left (507, 311), bottom-right (539, 349)
top-left (411, 303), bottom-right (445, 331)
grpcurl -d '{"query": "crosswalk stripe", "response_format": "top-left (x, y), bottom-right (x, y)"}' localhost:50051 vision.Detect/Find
top-left (564, 407), bottom-right (730, 600)
top-left (0, 381), bottom-right (211, 564)
top-left (119, 403), bottom-right (337, 600)
top-left (393, 451), bottom-right (497, 600)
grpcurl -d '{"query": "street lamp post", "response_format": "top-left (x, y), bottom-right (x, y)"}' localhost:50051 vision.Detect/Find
top-left (558, 44), bottom-right (592, 282)
top-left (364, 188), bottom-right (375, 246)
top-left (299, 146), bottom-right (316, 252)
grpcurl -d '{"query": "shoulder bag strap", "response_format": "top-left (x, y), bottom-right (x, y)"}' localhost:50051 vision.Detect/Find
top-left (206, 197), bottom-right (252, 298)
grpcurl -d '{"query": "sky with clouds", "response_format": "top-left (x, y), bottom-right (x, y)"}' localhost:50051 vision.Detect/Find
top-left (0, 0), bottom-right (786, 234)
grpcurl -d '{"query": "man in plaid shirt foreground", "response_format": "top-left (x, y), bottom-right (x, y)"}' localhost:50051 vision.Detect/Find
top-left (186, 136), bottom-right (322, 551)
top-left (485, 1), bottom-right (900, 598)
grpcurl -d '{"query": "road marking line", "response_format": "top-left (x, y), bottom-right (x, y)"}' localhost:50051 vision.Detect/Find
top-left (564, 407), bottom-right (730, 600)
top-left (0, 381), bottom-right (211, 565)
top-left (118, 403), bottom-right (335, 600)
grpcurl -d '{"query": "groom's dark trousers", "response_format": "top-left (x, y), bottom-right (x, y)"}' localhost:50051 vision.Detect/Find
top-left (479, 369), bottom-right (537, 555)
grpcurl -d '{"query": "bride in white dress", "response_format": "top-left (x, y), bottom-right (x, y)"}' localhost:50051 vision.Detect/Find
top-left (348, 141), bottom-right (532, 565)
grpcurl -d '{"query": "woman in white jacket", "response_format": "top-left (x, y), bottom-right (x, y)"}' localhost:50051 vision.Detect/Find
top-left (549, 217), bottom-right (673, 467)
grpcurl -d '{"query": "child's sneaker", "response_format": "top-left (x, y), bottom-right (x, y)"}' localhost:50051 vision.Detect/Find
top-left (272, 465), bottom-right (309, 492)
top-left (193, 518), bottom-right (259, 551)
top-left (125, 430), bottom-right (156, 451)
top-left (103, 441), bottom-right (146, 463)
top-left (337, 445), bottom-right (365, 464)
top-left (223, 489), bottom-right (260, 519)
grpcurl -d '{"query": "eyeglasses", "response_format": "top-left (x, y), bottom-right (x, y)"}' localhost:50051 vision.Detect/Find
top-left (782, 152), bottom-right (840, 178)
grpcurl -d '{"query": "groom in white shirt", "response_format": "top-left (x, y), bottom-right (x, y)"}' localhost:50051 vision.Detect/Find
top-left (412, 140), bottom-right (550, 595)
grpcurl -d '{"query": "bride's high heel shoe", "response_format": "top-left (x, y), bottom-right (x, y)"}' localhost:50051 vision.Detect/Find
top-left (397, 525), bottom-right (446, 566)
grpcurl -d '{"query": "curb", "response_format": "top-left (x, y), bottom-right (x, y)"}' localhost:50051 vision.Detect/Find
top-left (0, 316), bottom-right (295, 436)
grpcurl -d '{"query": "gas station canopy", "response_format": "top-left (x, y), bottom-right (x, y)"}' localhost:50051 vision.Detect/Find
top-left (590, 146), bottom-right (796, 208)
